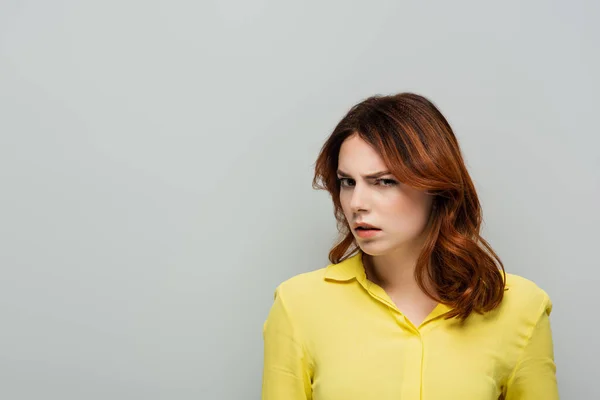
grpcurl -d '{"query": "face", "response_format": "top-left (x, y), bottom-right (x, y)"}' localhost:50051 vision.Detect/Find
top-left (337, 133), bottom-right (434, 256)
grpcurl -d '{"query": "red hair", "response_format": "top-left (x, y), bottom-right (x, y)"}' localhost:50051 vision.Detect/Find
top-left (312, 92), bottom-right (506, 321)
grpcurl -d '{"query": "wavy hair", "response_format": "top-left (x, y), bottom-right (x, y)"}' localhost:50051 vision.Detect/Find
top-left (312, 92), bottom-right (506, 321)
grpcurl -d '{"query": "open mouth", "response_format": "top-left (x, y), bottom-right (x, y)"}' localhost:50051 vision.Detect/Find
top-left (355, 227), bottom-right (381, 238)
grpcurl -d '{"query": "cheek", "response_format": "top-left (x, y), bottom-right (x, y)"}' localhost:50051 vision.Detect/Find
top-left (339, 193), bottom-right (352, 220)
top-left (385, 195), bottom-right (430, 227)
top-left (338, 192), bottom-right (348, 209)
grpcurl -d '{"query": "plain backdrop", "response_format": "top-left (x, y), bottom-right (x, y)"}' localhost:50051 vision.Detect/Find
top-left (1, 1), bottom-right (598, 399)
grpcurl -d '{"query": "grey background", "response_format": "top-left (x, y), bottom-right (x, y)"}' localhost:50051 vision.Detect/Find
top-left (1, 1), bottom-right (598, 399)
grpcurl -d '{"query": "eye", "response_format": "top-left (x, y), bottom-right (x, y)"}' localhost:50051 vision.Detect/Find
top-left (377, 179), bottom-right (398, 187)
top-left (337, 177), bottom-right (354, 187)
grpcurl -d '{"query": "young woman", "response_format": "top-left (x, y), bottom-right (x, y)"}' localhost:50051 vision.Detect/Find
top-left (262, 93), bottom-right (558, 399)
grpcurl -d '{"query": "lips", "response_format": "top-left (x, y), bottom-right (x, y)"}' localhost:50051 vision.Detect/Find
top-left (354, 224), bottom-right (381, 238)
top-left (353, 222), bottom-right (381, 230)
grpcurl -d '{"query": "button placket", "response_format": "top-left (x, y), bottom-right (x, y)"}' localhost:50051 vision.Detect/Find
top-left (400, 332), bottom-right (424, 400)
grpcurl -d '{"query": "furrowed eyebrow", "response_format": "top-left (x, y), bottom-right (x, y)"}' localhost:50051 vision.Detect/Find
top-left (336, 169), bottom-right (393, 179)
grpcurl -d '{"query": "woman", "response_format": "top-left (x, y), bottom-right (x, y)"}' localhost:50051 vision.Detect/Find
top-left (262, 93), bottom-right (558, 399)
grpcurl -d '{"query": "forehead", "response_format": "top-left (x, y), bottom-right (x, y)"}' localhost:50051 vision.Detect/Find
top-left (338, 134), bottom-right (386, 172)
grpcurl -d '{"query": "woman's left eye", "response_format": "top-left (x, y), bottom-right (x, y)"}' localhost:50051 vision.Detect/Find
top-left (377, 179), bottom-right (398, 186)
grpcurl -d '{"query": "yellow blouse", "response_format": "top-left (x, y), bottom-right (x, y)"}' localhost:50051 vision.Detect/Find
top-left (262, 252), bottom-right (558, 400)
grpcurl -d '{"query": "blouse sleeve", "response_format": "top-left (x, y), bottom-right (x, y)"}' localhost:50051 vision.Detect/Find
top-left (505, 295), bottom-right (559, 400)
top-left (262, 286), bottom-right (312, 400)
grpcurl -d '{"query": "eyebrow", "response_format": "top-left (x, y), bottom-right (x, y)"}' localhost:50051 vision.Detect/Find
top-left (336, 169), bottom-right (393, 179)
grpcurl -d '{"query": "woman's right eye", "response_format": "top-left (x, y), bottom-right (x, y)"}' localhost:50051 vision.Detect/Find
top-left (338, 178), bottom-right (354, 187)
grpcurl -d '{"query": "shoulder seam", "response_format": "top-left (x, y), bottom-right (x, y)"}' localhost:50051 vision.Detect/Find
top-left (275, 284), bottom-right (316, 375)
top-left (504, 290), bottom-right (551, 388)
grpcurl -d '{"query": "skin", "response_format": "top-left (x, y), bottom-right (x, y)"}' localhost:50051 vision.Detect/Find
top-left (337, 133), bottom-right (439, 327)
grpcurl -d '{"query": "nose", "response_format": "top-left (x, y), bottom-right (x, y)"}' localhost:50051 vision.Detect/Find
top-left (349, 182), bottom-right (370, 213)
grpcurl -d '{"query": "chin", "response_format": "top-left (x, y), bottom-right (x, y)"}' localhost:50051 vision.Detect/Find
top-left (356, 241), bottom-right (390, 257)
